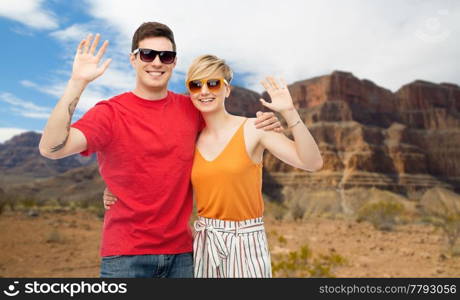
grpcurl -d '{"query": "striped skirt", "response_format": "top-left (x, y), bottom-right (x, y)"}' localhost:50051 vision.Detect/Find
top-left (193, 216), bottom-right (272, 278)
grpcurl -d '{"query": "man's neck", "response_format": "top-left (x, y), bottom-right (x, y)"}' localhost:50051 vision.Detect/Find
top-left (132, 86), bottom-right (168, 100)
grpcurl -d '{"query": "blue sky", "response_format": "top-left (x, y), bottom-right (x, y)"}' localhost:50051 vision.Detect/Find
top-left (0, 0), bottom-right (459, 142)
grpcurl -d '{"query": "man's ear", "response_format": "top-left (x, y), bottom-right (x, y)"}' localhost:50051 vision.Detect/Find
top-left (129, 53), bottom-right (136, 68)
top-left (173, 56), bottom-right (178, 67)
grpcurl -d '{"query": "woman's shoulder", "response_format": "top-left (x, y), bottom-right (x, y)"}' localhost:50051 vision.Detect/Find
top-left (244, 117), bottom-right (265, 138)
top-left (244, 117), bottom-right (257, 127)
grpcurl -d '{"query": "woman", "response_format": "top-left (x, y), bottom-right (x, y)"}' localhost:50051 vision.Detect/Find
top-left (105, 55), bottom-right (323, 278)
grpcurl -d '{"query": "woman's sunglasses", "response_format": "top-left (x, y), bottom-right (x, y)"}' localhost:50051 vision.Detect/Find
top-left (132, 48), bottom-right (176, 64)
top-left (187, 78), bottom-right (229, 94)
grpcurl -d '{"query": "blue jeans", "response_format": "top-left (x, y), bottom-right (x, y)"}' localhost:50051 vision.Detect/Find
top-left (100, 252), bottom-right (193, 278)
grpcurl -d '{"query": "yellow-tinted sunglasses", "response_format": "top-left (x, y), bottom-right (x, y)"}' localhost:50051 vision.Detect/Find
top-left (187, 78), bottom-right (229, 94)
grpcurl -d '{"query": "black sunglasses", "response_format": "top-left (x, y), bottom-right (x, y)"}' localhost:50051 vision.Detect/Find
top-left (132, 48), bottom-right (176, 64)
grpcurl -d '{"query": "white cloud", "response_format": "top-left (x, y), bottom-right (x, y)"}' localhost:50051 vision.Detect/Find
top-left (0, 0), bottom-right (58, 29)
top-left (79, 0), bottom-right (460, 92)
top-left (0, 128), bottom-right (33, 143)
top-left (21, 64), bottom-right (135, 112)
top-left (50, 24), bottom-right (91, 42)
top-left (16, 111), bottom-right (51, 119)
top-left (28, 21), bottom-right (137, 111)
top-left (20, 80), bottom-right (37, 88)
top-left (0, 92), bottom-right (51, 119)
top-left (20, 80), bottom-right (65, 99)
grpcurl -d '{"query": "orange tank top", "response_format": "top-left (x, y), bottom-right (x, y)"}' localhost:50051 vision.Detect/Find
top-left (191, 119), bottom-right (264, 221)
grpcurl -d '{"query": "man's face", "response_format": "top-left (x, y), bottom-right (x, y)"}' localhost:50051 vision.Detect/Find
top-left (130, 36), bottom-right (176, 92)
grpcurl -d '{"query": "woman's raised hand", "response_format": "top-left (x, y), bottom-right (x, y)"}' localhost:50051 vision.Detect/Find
top-left (259, 77), bottom-right (295, 113)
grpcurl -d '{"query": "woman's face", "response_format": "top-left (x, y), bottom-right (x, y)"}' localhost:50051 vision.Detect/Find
top-left (187, 71), bottom-right (230, 113)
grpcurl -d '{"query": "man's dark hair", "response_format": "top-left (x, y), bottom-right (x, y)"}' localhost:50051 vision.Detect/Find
top-left (131, 22), bottom-right (176, 52)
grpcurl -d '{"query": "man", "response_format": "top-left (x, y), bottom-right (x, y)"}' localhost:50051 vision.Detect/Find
top-left (39, 22), bottom-right (281, 278)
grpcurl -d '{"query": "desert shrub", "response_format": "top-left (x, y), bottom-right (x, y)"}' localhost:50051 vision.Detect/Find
top-left (1, 194), bottom-right (15, 211)
top-left (87, 203), bottom-right (105, 219)
top-left (272, 245), bottom-right (312, 277)
top-left (46, 198), bottom-right (62, 208)
top-left (46, 230), bottom-right (65, 244)
top-left (1, 193), bottom-right (41, 213)
top-left (0, 198), bottom-right (5, 215)
top-left (427, 213), bottom-right (460, 255)
top-left (289, 199), bottom-right (307, 221)
top-left (35, 198), bottom-right (47, 208)
top-left (310, 253), bottom-right (347, 278)
top-left (419, 188), bottom-right (460, 254)
top-left (357, 200), bottom-right (404, 231)
top-left (19, 196), bottom-right (38, 209)
top-left (76, 198), bottom-right (91, 209)
top-left (79, 193), bottom-right (105, 218)
top-left (56, 197), bottom-right (69, 207)
top-left (277, 235), bottom-right (287, 245)
top-left (0, 188), bottom-right (4, 214)
top-left (6, 197), bottom-right (16, 212)
top-left (265, 201), bottom-right (288, 221)
top-left (272, 244), bottom-right (346, 278)
top-left (273, 206), bottom-right (287, 221)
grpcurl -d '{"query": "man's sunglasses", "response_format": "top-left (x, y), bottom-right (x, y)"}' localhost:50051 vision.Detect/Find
top-left (187, 78), bottom-right (229, 94)
top-left (132, 48), bottom-right (176, 64)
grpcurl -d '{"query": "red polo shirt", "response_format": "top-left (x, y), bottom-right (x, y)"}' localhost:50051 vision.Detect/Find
top-left (71, 91), bottom-right (203, 257)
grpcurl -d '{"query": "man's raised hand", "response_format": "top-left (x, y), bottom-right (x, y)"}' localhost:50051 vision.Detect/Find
top-left (71, 33), bottom-right (112, 84)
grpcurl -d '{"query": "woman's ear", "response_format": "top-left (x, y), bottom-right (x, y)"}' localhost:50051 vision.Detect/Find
top-left (225, 85), bottom-right (232, 98)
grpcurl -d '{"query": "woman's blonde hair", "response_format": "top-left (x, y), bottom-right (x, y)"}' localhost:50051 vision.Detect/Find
top-left (186, 54), bottom-right (233, 83)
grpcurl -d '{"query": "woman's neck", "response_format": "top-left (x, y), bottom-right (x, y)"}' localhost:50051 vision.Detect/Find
top-left (201, 109), bottom-right (239, 135)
